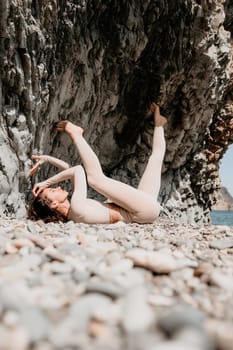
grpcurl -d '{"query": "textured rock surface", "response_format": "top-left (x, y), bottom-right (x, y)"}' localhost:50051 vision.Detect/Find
top-left (212, 186), bottom-right (233, 210)
top-left (0, 0), bottom-right (233, 222)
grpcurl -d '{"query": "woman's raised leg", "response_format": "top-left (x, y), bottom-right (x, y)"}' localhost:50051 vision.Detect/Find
top-left (137, 103), bottom-right (166, 200)
top-left (56, 120), bottom-right (162, 215)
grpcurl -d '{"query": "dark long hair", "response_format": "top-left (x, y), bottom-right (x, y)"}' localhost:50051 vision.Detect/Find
top-left (28, 196), bottom-right (68, 223)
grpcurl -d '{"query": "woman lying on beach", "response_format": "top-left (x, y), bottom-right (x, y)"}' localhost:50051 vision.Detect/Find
top-left (28, 103), bottom-right (167, 224)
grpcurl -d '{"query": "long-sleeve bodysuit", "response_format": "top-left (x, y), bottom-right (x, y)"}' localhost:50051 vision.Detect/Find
top-left (35, 125), bottom-right (165, 225)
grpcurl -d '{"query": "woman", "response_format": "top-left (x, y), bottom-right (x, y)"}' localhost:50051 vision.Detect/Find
top-left (28, 103), bottom-right (166, 224)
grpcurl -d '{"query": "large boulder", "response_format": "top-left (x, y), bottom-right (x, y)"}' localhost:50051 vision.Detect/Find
top-left (0, 0), bottom-right (233, 222)
top-left (212, 187), bottom-right (233, 211)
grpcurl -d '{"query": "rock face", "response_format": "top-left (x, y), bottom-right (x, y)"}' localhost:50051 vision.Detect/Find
top-left (0, 0), bottom-right (233, 222)
top-left (212, 187), bottom-right (233, 211)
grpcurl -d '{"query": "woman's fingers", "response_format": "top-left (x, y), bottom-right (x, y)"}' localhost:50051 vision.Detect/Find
top-left (29, 163), bottom-right (40, 176)
top-left (31, 155), bottom-right (41, 160)
top-left (32, 184), bottom-right (45, 197)
top-left (32, 186), bottom-right (38, 197)
top-left (30, 155), bottom-right (46, 176)
top-left (32, 185), bottom-right (40, 197)
top-left (31, 155), bottom-right (46, 162)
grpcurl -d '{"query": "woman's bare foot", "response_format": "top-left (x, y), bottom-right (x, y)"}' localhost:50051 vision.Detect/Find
top-left (150, 103), bottom-right (167, 127)
top-left (55, 120), bottom-right (84, 137)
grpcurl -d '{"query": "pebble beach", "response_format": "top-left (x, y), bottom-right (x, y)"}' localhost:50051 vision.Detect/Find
top-left (0, 216), bottom-right (233, 350)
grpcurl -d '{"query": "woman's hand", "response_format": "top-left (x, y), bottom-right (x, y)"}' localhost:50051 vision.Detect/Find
top-left (32, 182), bottom-right (48, 197)
top-left (29, 155), bottom-right (48, 176)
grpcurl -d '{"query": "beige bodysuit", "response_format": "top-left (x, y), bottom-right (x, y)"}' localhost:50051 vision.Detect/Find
top-left (35, 124), bottom-right (165, 225)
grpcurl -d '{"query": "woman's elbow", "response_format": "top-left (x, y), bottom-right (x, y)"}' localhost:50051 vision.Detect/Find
top-left (67, 165), bottom-right (84, 178)
top-left (73, 165), bottom-right (85, 173)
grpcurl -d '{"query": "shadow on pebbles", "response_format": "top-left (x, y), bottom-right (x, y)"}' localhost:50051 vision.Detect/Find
top-left (0, 217), bottom-right (232, 350)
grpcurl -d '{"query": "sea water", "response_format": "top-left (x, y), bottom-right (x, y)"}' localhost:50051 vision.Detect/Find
top-left (211, 210), bottom-right (233, 226)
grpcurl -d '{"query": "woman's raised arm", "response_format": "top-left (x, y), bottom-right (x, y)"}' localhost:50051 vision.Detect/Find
top-left (32, 166), bottom-right (78, 197)
top-left (30, 155), bottom-right (70, 176)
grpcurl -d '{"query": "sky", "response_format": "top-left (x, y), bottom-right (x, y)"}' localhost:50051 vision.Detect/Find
top-left (219, 144), bottom-right (233, 196)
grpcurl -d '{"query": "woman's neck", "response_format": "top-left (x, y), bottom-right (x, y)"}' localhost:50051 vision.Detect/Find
top-left (57, 200), bottom-right (71, 217)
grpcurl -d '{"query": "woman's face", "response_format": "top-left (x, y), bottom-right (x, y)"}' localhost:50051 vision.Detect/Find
top-left (40, 187), bottom-right (69, 205)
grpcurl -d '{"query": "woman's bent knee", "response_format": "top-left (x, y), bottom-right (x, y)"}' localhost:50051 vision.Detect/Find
top-left (131, 201), bottom-right (161, 224)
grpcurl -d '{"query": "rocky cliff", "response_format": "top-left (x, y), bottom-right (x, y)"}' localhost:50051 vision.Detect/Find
top-left (0, 0), bottom-right (233, 222)
top-left (212, 186), bottom-right (233, 210)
